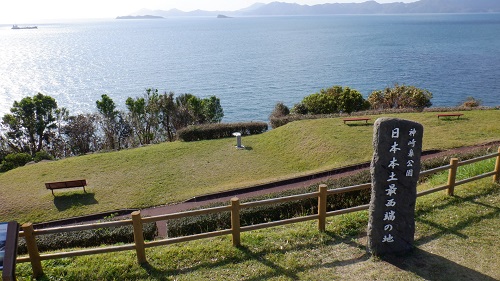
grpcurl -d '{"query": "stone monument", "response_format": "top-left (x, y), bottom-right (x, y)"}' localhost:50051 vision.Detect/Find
top-left (367, 118), bottom-right (423, 256)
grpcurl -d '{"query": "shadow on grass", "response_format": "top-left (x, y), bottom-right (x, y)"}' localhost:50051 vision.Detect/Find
top-left (138, 232), bottom-right (371, 281)
top-left (415, 186), bottom-right (500, 245)
top-left (140, 263), bottom-right (171, 281)
top-left (134, 185), bottom-right (498, 280)
top-left (392, 184), bottom-right (499, 281)
top-left (346, 123), bottom-right (373, 127)
top-left (53, 192), bottom-right (98, 211)
top-left (438, 117), bottom-right (469, 122)
top-left (383, 248), bottom-right (497, 281)
top-left (213, 245), bottom-right (299, 281)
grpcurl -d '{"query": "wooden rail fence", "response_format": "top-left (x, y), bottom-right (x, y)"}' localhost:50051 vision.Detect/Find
top-left (17, 147), bottom-right (500, 277)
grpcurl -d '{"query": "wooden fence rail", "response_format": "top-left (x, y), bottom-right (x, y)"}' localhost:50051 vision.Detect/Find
top-left (17, 147), bottom-right (500, 278)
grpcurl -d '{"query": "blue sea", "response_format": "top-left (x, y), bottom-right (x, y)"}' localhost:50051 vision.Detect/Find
top-left (1, 14), bottom-right (499, 122)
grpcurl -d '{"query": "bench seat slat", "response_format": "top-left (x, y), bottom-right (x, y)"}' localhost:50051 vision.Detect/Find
top-left (45, 180), bottom-right (87, 195)
top-left (342, 118), bottom-right (370, 124)
top-left (437, 113), bottom-right (463, 119)
top-left (45, 180), bottom-right (86, 189)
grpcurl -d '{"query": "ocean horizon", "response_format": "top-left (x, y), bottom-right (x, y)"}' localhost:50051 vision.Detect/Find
top-left (1, 14), bottom-right (499, 123)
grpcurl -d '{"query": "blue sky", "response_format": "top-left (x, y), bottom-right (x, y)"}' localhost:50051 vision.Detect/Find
top-left (1, 0), bottom-right (417, 23)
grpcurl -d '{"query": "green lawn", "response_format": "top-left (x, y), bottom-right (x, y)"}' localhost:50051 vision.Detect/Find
top-left (15, 175), bottom-right (500, 280)
top-left (1, 109), bottom-right (499, 223)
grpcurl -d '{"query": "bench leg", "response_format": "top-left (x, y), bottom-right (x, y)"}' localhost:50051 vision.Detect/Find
top-left (51, 189), bottom-right (54, 196)
top-left (83, 186), bottom-right (87, 193)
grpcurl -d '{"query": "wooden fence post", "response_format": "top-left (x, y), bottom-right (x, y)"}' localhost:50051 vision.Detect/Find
top-left (132, 211), bottom-right (147, 264)
top-left (22, 223), bottom-right (44, 278)
top-left (231, 197), bottom-right (241, 247)
top-left (447, 158), bottom-right (459, 196)
top-left (318, 184), bottom-right (327, 232)
top-left (493, 147), bottom-right (500, 183)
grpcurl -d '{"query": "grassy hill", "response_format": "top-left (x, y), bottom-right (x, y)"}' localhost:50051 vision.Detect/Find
top-left (15, 177), bottom-right (500, 280)
top-left (1, 110), bottom-right (499, 223)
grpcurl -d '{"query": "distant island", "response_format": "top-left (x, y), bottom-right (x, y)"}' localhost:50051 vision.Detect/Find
top-left (217, 14), bottom-right (232, 19)
top-left (122, 0), bottom-right (500, 18)
top-left (116, 15), bottom-right (164, 20)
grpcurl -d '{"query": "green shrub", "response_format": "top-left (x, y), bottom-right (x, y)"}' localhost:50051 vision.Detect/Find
top-left (270, 102), bottom-right (290, 119)
top-left (177, 122), bottom-right (268, 142)
top-left (0, 153), bottom-right (32, 172)
top-left (34, 150), bottom-right (54, 162)
top-left (368, 84), bottom-right (432, 110)
top-left (460, 96), bottom-right (482, 108)
top-left (299, 86), bottom-right (369, 115)
top-left (0, 161), bottom-right (15, 173)
top-left (17, 221), bottom-right (157, 255)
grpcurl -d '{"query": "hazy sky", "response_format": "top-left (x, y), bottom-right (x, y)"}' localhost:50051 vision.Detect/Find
top-left (1, 0), bottom-right (418, 23)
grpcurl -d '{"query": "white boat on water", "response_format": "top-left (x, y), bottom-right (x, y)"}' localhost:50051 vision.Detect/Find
top-left (12, 25), bottom-right (38, 29)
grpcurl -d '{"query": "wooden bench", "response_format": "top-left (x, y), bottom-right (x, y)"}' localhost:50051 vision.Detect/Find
top-left (437, 113), bottom-right (463, 119)
top-left (343, 117), bottom-right (370, 124)
top-left (45, 179), bottom-right (87, 195)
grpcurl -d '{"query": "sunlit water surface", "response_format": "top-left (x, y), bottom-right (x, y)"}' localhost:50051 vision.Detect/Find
top-left (1, 14), bottom-right (499, 122)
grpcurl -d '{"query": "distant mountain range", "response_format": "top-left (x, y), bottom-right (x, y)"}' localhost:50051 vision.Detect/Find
top-left (125, 0), bottom-right (500, 18)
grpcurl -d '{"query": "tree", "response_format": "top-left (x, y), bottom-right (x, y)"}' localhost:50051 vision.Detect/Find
top-left (0, 135), bottom-right (10, 163)
top-left (158, 92), bottom-right (176, 142)
top-left (96, 94), bottom-right (120, 149)
top-left (51, 107), bottom-right (70, 158)
top-left (96, 94), bottom-right (118, 120)
top-left (202, 96), bottom-right (224, 123)
top-left (173, 93), bottom-right (202, 129)
top-left (64, 114), bottom-right (100, 155)
top-left (122, 90), bottom-right (224, 144)
top-left (173, 94), bottom-right (225, 127)
top-left (126, 88), bottom-right (162, 145)
top-left (1, 93), bottom-right (58, 156)
top-left (114, 112), bottom-right (133, 149)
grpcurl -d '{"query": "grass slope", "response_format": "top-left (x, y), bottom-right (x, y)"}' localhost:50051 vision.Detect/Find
top-left (15, 177), bottom-right (500, 280)
top-left (1, 110), bottom-right (499, 223)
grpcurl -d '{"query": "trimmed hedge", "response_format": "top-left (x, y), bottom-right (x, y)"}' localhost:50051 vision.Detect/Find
top-left (166, 145), bottom-right (497, 237)
top-left (17, 219), bottom-right (157, 255)
top-left (167, 171), bottom-right (371, 237)
top-left (177, 122), bottom-right (268, 142)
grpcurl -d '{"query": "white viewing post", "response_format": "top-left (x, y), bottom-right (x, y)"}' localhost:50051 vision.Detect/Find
top-left (232, 132), bottom-right (243, 149)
